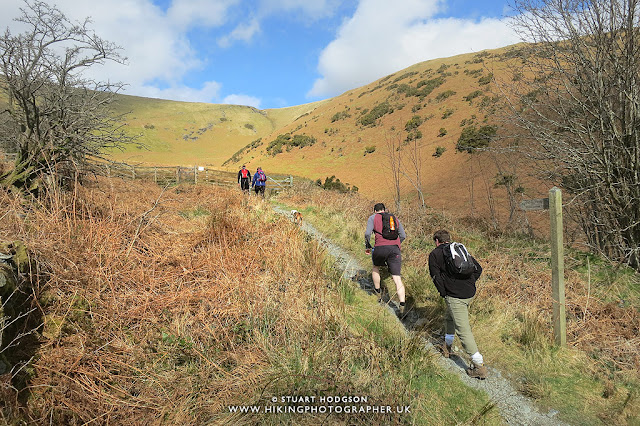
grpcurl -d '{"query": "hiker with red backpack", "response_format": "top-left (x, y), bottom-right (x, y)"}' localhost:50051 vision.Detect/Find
top-left (364, 203), bottom-right (407, 317)
top-left (237, 165), bottom-right (251, 193)
top-left (428, 229), bottom-right (487, 379)
top-left (251, 167), bottom-right (267, 197)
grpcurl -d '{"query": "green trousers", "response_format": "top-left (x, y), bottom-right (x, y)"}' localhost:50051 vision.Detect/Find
top-left (444, 295), bottom-right (479, 355)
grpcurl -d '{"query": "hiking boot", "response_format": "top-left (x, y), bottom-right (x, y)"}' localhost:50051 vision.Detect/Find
top-left (466, 363), bottom-right (488, 380)
top-left (398, 304), bottom-right (407, 318)
top-left (440, 343), bottom-right (452, 358)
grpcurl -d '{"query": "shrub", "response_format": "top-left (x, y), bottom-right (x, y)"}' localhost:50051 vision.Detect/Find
top-left (395, 76), bottom-right (445, 99)
top-left (364, 146), bottom-right (376, 155)
top-left (331, 110), bottom-right (351, 122)
top-left (456, 125), bottom-right (497, 153)
top-left (359, 102), bottom-right (393, 127)
top-left (438, 128), bottom-right (447, 137)
top-left (244, 123), bottom-right (254, 130)
top-left (223, 138), bottom-right (263, 165)
top-left (435, 90), bottom-right (456, 102)
top-left (266, 133), bottom-right (317, 155)
top-left (478, 73), bottom-right (493, 85)
top-left (405, 130), bottom-right (422, 143)
top-left (318, 175), bottom-right (357, 193)
top-left (433, 146), bottom-right (446, 157)
top-left (464, 69), bottom-right (483, 76)
top-left (405, 115), bottom-right (424, 131)
top-left (464, 90), bottom-right (483, 102)
top-left (441, 108), bottom-right (454, 119)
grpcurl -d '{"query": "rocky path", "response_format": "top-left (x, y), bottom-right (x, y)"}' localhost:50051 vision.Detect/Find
top-left (275, 206), bottom-right (568, 425)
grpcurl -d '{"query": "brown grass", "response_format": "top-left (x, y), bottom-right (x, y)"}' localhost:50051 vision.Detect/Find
top-left (0, 179), bottom-right (336, 423)
top-left (0, 178), bottom-right (500, 425)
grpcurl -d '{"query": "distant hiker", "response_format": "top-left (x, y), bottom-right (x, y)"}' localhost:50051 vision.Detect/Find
top-left (364, 203), bottom-right (407, 316)
top-left (252, 167), bottom-right (267, 197)
top-left (429, 229), bottom-right (487, 380)
top-left (237, 165), bottom-right (251, 193)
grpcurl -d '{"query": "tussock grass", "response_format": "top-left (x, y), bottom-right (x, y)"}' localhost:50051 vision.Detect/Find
top-left (277, 182), bottom-right (640, 425)
top-left (0, 178), bottom-right (498, 424)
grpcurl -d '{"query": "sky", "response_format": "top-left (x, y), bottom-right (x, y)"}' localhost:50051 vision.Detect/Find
top-left (0, 0), bottom-right (521, 109)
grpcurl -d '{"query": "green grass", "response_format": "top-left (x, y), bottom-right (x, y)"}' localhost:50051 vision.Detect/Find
top-left (274, 189), bottom-right (640, 425)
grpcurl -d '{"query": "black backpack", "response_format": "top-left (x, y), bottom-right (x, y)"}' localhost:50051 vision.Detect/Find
top-left (378, 213), bottom-right (399, 240)
top-left (443, 242), bottom-right (477, 276)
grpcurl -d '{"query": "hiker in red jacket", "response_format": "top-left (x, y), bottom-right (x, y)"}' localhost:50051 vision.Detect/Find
top-left (237, 165), bottom-right (251, 193)
top-left (364, 203), bottom-right (407, 316)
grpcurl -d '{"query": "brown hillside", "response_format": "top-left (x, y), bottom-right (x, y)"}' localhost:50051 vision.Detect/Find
top-left (230, 43), bottom-right (542, 221)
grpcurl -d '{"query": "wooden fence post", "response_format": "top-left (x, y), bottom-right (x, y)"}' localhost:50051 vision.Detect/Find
top-left (289, 175), bottom-right (293, 187)
top-left (176, 166), bottom-right (180, 184)
top-left (194, 166), bottom-right (198, 185)
top-left (549, 187), bottom-right (566, 347)
top-left (131, 165), bottom-right (136, 180)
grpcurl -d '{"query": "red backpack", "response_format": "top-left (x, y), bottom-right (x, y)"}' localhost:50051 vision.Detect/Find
top-left (241, 168), bottom-right (250, 178)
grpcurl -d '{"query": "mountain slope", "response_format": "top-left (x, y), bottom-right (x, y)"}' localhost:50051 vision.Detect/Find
top-left (228, 44), bottom-right (535, 216)
top-left (107, 95), bottom-right (327, 167)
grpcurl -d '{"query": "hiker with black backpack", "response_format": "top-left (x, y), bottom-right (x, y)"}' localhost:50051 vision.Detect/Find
top-left (428, 229), bottom-right (487, 379)
top-left (252, 167), bottom-right (267, 197)
top-left (364, 203), bottom-right (407, 316)
top-left (237, 165), bottom-right (251, 193)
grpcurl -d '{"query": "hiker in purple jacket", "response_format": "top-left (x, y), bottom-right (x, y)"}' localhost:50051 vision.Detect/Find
top-left (251, 167), bottom-right (267, 197)
top-left (364, 203), bottom-right (407, 316)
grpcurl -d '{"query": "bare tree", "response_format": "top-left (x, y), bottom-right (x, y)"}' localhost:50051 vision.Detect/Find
top-left (399, 135), bottom-right (426, 208)
top-left (501, 0), bottom-right (640, 269)
top-left (0, 0), bottom-right (137, 195)
top-left (384, 132), bottom-right (402, 211)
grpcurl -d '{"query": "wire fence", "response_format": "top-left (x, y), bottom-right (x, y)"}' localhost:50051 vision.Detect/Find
top-left (0, 152), bottom-right (293, 191)
top-left (100, 162), bottom-right (294, 191)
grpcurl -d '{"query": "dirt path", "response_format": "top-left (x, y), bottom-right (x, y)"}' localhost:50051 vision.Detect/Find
top-left (274, 206), bottom-right (568, 425)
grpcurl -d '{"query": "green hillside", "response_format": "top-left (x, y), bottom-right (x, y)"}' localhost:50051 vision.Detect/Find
top-left (108, 95), bottom-right (327, 167)
top-left (106, 44), bottom-right (535, 221)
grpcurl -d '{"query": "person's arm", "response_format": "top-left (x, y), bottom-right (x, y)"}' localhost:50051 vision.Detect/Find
top-left (397, 220), bottom-right (406, 243)
top-left (472, 256), bottom-right (483, 281)
top-left (364, 215), bottom-right (375, 249)
top-left (428, 251), bottom-right (447, 298)
top-left (237, 170), bottom-right (241, 183)
top-left (251, 173), bottom-right (256, 187)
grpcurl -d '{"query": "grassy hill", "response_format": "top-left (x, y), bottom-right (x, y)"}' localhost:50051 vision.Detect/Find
top-left (107, 95), bottom-right (327, 167)
top-left (1, 43), bottom-right (535, 221)
top-left (105, 43), bottom-right (538, 222)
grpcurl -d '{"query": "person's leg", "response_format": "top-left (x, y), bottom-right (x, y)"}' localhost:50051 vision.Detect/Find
top-left (446, 296), bottom-right (486, 378)
top-left (391, 275), bottom-right (405, 303)
top-left (445, 296), bottom-right (479, 356)
top-left (386, 246), bottom-right (406, 313)
top-left (371, 265), bottom-right (381, 291)
top-left (443, 297), bottom-right (456, 350)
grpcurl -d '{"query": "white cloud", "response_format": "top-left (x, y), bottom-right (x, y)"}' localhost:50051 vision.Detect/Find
top-left (0, 0), bottom-right (240, 104)
top-left (135, 81), bottom-right (223, 103)
top-left (222, 94), bottom-right (262, 108)
top-left (168, 0), bottom-right (240, 29)
top-left (259, 0), bottom-right (342, 20)
top-left (217, 18), bottom-right (261, 48)
top-left (308, 0), bottom-right (520, 98)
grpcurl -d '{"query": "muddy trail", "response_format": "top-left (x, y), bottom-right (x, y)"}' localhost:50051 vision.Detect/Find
top-left (274, 206), bottom-right (568, 426)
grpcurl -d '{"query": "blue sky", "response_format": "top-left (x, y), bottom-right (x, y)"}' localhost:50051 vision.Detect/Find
top-left (0, 0), bottom-right (521, 109)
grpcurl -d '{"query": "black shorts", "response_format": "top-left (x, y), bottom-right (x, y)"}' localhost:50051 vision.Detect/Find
top-left (372, 245), bottom-right (402, 276)
top-left (240, 178), bottom-right (250, 190)
top-left (254, 185), bottom-right (265, 195)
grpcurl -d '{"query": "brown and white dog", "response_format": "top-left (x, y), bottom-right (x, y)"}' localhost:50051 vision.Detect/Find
top-left (291, 210), bottom-right (303, 226)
